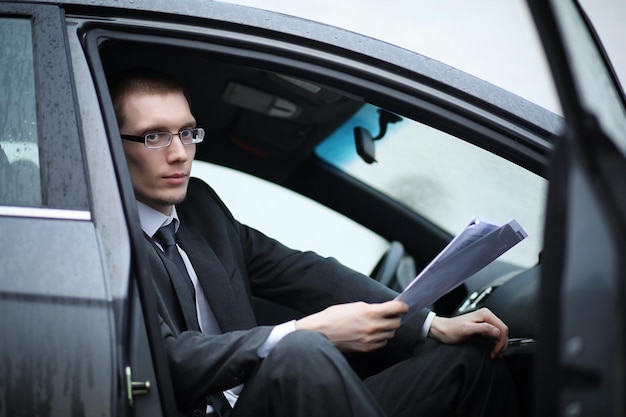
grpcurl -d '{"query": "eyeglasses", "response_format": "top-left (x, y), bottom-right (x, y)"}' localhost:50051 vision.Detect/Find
top-left (121, 128), bottom-right (205, 149)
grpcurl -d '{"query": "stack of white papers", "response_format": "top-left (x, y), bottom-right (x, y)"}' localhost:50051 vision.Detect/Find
top-left (396, 217), bottom-right (528, 321)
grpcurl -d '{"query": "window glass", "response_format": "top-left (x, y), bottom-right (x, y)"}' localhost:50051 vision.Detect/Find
top-left (554, 0), bottom-right (626, 156)
top-left (191, 161), bottom-right (388, 275)
top-left (0, 17), bottom-right (41, 207)
top-left (316, 104), bottom-right (547, 268)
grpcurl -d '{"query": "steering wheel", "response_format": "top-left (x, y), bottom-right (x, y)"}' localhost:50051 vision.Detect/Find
top-left (370, 241), bottom-right (405, 288)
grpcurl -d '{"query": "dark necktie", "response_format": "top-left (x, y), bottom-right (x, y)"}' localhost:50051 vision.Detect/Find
top-left (154, 221), bottom-right (196, 299)
top-left (155, 222), bottom-right (232, 417)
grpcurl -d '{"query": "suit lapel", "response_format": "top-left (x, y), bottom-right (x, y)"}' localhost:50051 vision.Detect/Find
top-left (177, 225), bottom-right (253, 331)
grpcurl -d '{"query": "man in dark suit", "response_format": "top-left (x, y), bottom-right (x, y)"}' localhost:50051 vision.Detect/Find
top-left (111, 69), bottom-right (520, 417)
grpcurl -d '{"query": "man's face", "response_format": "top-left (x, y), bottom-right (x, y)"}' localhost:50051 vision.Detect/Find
top-left (119, 90), bottom-right (197, 215)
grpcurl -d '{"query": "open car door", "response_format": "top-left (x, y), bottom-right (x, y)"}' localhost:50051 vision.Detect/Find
top-left (528, 0), bottom-right (626, 416)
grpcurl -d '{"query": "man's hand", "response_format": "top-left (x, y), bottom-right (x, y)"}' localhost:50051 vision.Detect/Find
top-left (295, 300), bottom-right (408, 352)
top-left (428, 307), bottom-right (508, 358)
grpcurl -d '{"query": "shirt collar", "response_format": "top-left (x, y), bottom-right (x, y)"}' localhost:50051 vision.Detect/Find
top-left (136, 201), bottom-right (180, 238)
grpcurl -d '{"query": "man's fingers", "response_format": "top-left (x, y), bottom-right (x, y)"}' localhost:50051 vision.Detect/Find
top-left (477, 308), bottom-right (509, 334)
top-left (491, 334), bottom-right (508, 359)
top-left (473, 308), bottom-right (509, 357)
top-left (479, 322), bottom-right (508, 358)
top-left (468, 322), bottom-right (507, 358)
top-left (371, 300), bottom-right (409, 317)
top-left (428, 308), bottom-right (511, 359)
top-left (470, 322), bottom-right (501, 338)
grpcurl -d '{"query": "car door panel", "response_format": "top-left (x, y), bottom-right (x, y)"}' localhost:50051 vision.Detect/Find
top-left (527, 0), bottom-right (626, 415)
top-left (1, 5), bottom-right (122, 416)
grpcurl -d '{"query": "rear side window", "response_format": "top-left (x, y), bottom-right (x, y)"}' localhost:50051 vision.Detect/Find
top-left (0, 17), bottom-right (41, 207)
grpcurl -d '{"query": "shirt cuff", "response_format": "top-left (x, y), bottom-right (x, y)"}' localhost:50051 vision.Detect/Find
top-left (257, 320), bottom-right (297, 358)
top-left (421, 311), bottom-right (436, 339)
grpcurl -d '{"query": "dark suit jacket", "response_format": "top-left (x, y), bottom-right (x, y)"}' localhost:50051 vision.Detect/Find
top-left (146, 177), bottom-right (430, 410)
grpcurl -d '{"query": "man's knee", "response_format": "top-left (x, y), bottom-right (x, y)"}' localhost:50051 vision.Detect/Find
top-left (268, 330), bottom-right (335, 366)
top-left (264, 330), bottom-right (348, 382)
top-left (236, 331), bottom-right (384, 417)
top-left (273, 329), bottom-right (333, 355)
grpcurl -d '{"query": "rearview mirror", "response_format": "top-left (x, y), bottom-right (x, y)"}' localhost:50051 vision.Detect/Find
top-left (354, 126), bottom-right (377, 164)
top-left (354, 109), bottom-right (403, 164)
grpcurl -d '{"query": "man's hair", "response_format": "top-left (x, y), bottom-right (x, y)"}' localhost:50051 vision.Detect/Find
top-left (108, 68), bottom-right (191, 127)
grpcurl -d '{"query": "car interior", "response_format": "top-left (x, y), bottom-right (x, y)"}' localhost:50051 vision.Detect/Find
top-left (96, 30), bottom-right (551, 415)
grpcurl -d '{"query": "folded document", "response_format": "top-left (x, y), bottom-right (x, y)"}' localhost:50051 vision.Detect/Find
top-left (396, 217), bottom-right (527, 321)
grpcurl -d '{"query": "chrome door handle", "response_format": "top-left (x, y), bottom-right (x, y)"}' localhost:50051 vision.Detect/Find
top-left (125, 366), bottom-right (151, 407)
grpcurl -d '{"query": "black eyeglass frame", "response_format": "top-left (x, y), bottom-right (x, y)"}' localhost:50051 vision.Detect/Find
top-left (121, 127), bottom-right (205, 149)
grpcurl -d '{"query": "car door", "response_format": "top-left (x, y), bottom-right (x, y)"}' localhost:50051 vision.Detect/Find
top-left (0, 3), bottom-right (174, 416)
top-left (527, 0), bottom-right (626, 415)
top-left (0, 3), bottom-right (114, 416)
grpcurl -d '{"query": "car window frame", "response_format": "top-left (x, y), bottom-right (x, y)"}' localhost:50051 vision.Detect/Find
top-left (84, 17), bottom-right (560, 252)
top-left (78, 15), bottom-right (563, 318)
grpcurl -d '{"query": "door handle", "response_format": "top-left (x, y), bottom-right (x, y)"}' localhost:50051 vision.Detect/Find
top-left (125, 366), bottom-right (151, 407)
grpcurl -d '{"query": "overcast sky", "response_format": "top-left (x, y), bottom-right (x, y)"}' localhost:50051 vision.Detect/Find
top-left (223, 0), bottom-right (626, 115)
